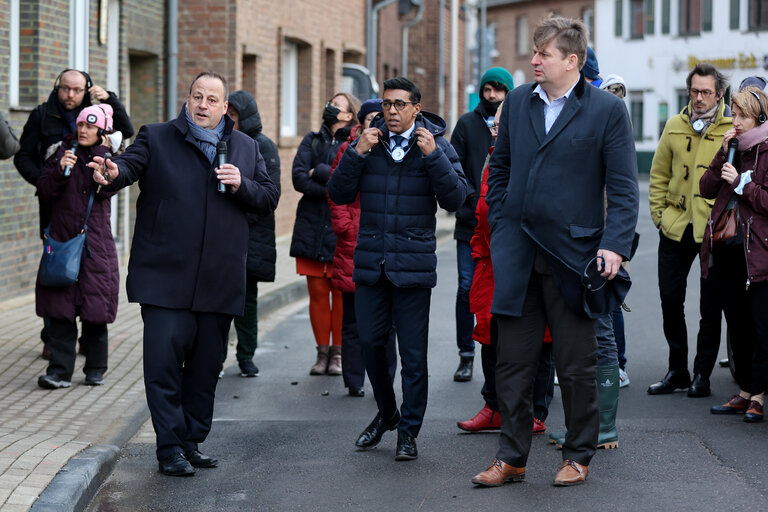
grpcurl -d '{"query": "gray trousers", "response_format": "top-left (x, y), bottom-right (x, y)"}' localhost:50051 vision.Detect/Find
top-left (495, 251), bottom-right (599, 467)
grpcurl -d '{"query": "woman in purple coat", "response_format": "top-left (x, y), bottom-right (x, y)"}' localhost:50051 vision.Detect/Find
top-left (35, 104), bottom-right (120, 389)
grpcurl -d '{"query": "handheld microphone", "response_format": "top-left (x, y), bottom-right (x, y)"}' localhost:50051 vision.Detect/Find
top-left (216, 141), bottom-right (227, 193)
top-left (63, 140), bottom-right (78, 177)
top-left (726, 137), bottom-right (739, 166)
top-left (96, 152), bottom-right (112, 194)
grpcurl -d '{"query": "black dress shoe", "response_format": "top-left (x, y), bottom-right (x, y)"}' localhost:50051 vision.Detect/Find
top-left (395, 431), bottom-right (418, 461)
top-left (647, 370), bottom-right (691, 395)
top-left (158, 453), bottom-right (195, 476)
top-left (687, 373), bottom-right (711, 397)
top-left (184, 449), bottom-right (218, 468)
top-left (348, 386), bottom-right (365, 397)
top-left (453, 356), bottom-right (474, 382)
top-left (355, 412), bottom-right (400, 449)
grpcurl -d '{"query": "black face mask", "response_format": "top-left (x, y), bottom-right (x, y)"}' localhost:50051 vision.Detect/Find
top-left (323, 103), bottom-right (342, 126)
top-left (480, 98), bottom-right (502, 117)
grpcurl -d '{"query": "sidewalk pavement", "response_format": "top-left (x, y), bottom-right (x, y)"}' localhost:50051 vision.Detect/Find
top-left (0, 212), bottom-right (455, 511)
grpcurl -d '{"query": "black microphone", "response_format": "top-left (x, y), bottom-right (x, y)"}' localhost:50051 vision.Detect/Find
top-left (726, 137), bottom-right (739, 165)
top-left (63, 140), bottom-right (78, 177)
top-left (216, 141), bottom-right (227, 193)
top-left (96, 152), bottom-right (112, 194)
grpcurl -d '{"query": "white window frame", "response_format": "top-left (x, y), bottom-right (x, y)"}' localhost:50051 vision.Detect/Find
top-left (9, 0), bottom-right (19, 107)
top-left (516, 16), bottom-right (529, 56)
top-left (281, 41), bottom-right (298, 138)
top-left (70, 0), bottom-right (90, 70)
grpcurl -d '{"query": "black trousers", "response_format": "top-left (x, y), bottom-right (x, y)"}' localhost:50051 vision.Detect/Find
top-left (141, 305), bottom-right (232, 460)
top-left (341, 291), bottom-right (397, 389)
top-left (355, 273), bottom-right (431, 438)
top-left (709, 244), bottom-right (753, 392)
top-left (46, 318), bottom-right (108, 381)
top-left (657, 226), bottom-right (722, 376)
top-left (747, 282), bottom-right (768, 395)
top-left (481, 316), bottom-right (555, 420)
top-left (496, 252), bottom-right (598, 467)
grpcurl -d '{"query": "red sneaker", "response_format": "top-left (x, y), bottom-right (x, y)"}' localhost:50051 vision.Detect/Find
top-left (533, 418), bottom-right (546, 434)
top-left (457, 404), bottom-right (501, 432)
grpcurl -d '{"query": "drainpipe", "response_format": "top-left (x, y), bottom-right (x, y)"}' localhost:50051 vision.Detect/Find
top-left (449, 0), bottom-right (458, 129)
top-left (367, 0), bottom-right (398, 81)
top-left (401, 2), bottom-right (425, 77)
top-left (167, 0), bottom-right (178, 120)
top-left (438, 0), bottom-right (445, 117)
top-left (479, 0), bottom-right (487, 77)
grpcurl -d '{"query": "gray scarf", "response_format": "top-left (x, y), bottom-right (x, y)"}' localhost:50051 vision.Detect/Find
top-left (184, 104), bottom-right (225, 163)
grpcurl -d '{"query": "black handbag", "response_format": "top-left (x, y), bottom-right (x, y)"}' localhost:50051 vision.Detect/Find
top-left (581, 256), bottom-right (632, 318)
top-left (38, 190), bottom-right (95, 287)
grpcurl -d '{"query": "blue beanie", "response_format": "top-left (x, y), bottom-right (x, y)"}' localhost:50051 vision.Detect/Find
top-left (357, 98), bottom-right (382, 124)
top-left (583, 47), bottom-right (600, 80)
top-left (480, 67), bottom-right (514, 92)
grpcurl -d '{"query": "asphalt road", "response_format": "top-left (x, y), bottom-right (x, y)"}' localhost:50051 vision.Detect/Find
top-left (87, 184), bottom-right (768, 511)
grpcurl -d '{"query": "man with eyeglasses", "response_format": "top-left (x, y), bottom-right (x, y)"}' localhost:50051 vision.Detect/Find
top-left (648, 63), bottom-right (733, 398)
top-left (328, 77), bottom-right (466, 461)
top-left (14, 69), bottom-right (133, 360)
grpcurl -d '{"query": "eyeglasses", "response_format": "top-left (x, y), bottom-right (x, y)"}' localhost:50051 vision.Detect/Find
top-left (689, 88), bottom-right (715, 98)
top-left (59, 85), bottom-right (86, 95)
top-left (381, 100), bottom-right (417, 111)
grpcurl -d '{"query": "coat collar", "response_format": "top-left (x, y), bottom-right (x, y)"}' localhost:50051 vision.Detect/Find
top-left (527, 74), bottom-right (586, 146)
top-left (172, 104), bottom-right (235, 149)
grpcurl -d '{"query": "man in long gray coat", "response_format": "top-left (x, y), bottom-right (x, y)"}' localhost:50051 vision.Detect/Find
top-left (471, 15), bottom-right (638, 487)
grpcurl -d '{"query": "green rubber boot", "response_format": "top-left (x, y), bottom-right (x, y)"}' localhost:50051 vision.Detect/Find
top-left (549, 364), bottom-right (620, 449)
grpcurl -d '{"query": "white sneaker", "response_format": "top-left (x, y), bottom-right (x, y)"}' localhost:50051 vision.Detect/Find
top-left (619, 368), bottom-right (630, 388)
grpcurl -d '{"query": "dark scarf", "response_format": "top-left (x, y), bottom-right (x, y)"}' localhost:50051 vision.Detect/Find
top-left (55, 101), bottom-right (79, 138)
top-left (184, 105), bottom-right (225, 163)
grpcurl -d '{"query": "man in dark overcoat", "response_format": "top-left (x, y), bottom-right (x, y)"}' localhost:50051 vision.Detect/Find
top-left (328, 77), bottom-right (466, 461)
top-left (92, 71), bottom-right (278, 476)
top-left (470, 16), bottom-right (638, 487)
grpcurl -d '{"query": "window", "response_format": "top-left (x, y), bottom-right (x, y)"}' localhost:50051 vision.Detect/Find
top-left (679, 0), bottom-right (702, 35)
top-left (645, 0), bottom-right (655, 34)
top-left (581, 8), bottom-right (594, 46)
top-left (731, 0), bottom-right (741, 29)
top-left (516, 15), bottom-right (528, 56)
top-left (749, 0), bottom-right (768, 30)
top-left (662, 0), bottom-right (671, 33)
top-left (69, 0), bottom-right (89, 70)
top-left (631, 0), bottom-right (645, 39)
top-left (630, 93), bottom-right (644, 142)
top-left (9, 0), bottom-right (19, 107)
top-left (677, 89), bottom-right (690, 112)
top-left (242, 54), bottom-right (257, 97)
top-left (702, 0), bottom-right (713, 31)
top-left (615, 0), bottom-right (623, 37)
top-left (280, 41), bottom-right (298, 138)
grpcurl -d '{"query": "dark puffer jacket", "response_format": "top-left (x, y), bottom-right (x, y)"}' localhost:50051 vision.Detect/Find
top-left (35, 137), bottom-right (119, 324)
top-left (450, 102), bottom-right (494, 242)
top-left (228, 91), bottom-right (282, 281)
top-left (15, 89), bottom-right (134, 237)
top-left (290, 123), bottom-right (351, 261)
top-left (327, 111), bottom-right (467, 288)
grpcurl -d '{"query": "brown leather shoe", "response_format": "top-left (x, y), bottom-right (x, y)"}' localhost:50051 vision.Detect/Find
top-left (471, 458), bottom-right (525, 487)
top-left (553, 459), bottom-right (589, 486)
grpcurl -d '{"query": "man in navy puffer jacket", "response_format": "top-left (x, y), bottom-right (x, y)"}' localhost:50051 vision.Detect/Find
top-left (328, 77), bottom-right (467, 461)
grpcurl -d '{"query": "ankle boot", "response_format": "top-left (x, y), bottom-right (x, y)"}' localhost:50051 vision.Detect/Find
top-left (596, 364), bottom-right (620, 449)
top-left (327, 346), bottom-right (342, 375)
top-left (453, 356), bottom-right (474, 382)
top-left (310, 345), bottom-right (330, 375)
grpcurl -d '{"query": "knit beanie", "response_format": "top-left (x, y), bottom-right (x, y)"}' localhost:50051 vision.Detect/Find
top-left (76, 104), bottom-right (114, 132)
top-left (739, 76), bottom-right (768, 92)
top-left (480, 67), bottom-right (514, 92)
top-left (357, 98), bottom-right (383, 124)
top-left (583, 47), bottom-right (600, 80)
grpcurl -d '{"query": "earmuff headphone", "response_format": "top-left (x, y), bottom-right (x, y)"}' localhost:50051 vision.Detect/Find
top-left (53, 69), bottom-right (93, 92)
top-left (748, 90), bottom-right (767, 125)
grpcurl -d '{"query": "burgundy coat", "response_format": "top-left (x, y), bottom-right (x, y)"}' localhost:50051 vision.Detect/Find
top-left (35, 138), bottom-right (119, 323)
top-left (328, 128), bottom-right (360, 293)
top-left (700, 140), bottom-right (768, 284)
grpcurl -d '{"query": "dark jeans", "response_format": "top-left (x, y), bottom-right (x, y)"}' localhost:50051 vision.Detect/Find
top-left (455, 240), bottom-right (476, 357)
top-left (356, 273), bottom-right (432, 438)
top-left (230, 275), bottom-right (259, 363)
top-left (341, 291), bottom-right (397, 389)
top-left (481, 316), bottom-right (554, 421)
top-left (747, 282), bottom-right (768, 395)
top-left (142, 305), bottom-right (231, 460)
top-left (612, 307), bottom-right (627, 370)
top-left (496, 251), bottom-right (598, 467)
top-left (657, 226), bottom-right (721, 377)
top-left (45, 318), bottom-right (108, 381)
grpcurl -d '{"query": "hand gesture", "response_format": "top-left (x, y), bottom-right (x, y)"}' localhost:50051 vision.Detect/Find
top-left (721, 162), bottom-right (738, 185)
top-left (216, 163), bottom-right (241, 192)
top-left (89, 155), bottom-right (118, 185)
top-left (356, 127), bottom-right (383, 155)
top-left (722, 128), bottom-right (737, 151)
top-left (60, 149), bottom-right (77, 172)
top-left (89, 85), bottom-right (109, 102)
top-left (414, 127), bottom-right (436, 156)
